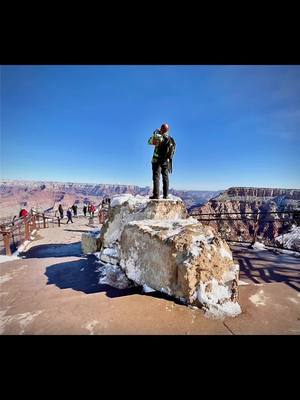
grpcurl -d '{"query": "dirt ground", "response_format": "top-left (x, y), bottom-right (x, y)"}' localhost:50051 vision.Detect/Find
top-left (1, 217), bottom-right (299, 335)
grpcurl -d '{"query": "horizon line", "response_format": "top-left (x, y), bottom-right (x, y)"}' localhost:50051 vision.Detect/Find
top-left (1, 178), bottom-right (300, 192)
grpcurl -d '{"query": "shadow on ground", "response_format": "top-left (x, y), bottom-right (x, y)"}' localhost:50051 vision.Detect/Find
top-left (20, 242), bottom-right (83, 258)
top-left (45, 255), bottom-right (143, 297)
top-left (44, 254), bottom-right (184, 303)
top-left (231, 245), bottom-right (300, 292)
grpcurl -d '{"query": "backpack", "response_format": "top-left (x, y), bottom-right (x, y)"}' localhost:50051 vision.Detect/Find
top-left (158, 136), bottom-right (176, 173)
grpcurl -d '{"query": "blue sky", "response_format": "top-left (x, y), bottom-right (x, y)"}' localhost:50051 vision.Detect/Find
top-left (1, 65), bottom-right (300, 190)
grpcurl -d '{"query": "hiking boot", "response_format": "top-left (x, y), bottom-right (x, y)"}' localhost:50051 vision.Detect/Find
top-left (149, 195), bottom-right (159, 199)
top-left (163, 195), bottom-right (168, 199)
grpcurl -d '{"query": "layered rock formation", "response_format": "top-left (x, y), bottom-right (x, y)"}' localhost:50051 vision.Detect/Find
top-left (0, 179), bottom-right (218, 221)
top-left (190, 187), bottom-right (300, 245)
top-left (95, 194), bottom-right (241, 319)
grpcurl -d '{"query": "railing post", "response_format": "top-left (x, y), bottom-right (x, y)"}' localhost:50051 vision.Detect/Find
top-left (3, 232), bottom-right (12, 256)
top-left (58, 217), bottom-right (60, 227)
top-left (25, 221), bottom-right (30, 241)
top-left (43, 214), bottom-right (46, 229)
top-left (32, 215), bottom-right (36, 230)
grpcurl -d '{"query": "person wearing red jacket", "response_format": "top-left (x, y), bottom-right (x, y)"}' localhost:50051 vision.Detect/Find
top-left (19, 208), bottom-right (28, 218)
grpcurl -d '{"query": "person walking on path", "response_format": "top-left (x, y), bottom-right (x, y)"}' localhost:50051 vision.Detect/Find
top-left (83, 204), bottom-right (87, 217)
top-left (58, 204), bottom-right (64, 219)
top-left (66, 208), bottom-right (73, 224)
top-left (72, 204), bottom-right (78, 217)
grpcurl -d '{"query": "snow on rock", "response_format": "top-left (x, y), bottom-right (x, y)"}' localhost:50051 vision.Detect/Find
top-left (120, 217), bottom-right (241, 318)
top-left (99, 195), bottom-right (188, 258)
top-left (98, 263), bottom-right (134, 289)
top-left (195, 274), bottom-right (241, 319)
top-left (99, 247), bottom-right (119, 265)
top-left (87, 194), bottom-right (241, 318)
top-left (275, 225), bottom-right (300, 252)
top-left (142, 284), bottom-right (157, 293)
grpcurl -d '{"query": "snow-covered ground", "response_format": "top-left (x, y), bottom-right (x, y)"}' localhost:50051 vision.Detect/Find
top-left (0, 240), bottom-right (30, 264)
top-left (275, 225), bottom-right (300, 252)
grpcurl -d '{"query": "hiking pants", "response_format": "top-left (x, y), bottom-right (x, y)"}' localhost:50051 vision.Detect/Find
top-left (152, 161), bottom-right (169, 197)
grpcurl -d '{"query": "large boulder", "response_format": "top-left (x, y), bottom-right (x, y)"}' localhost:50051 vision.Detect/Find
top-left (99, 194), bottom-right (187, 263)
top-left (81, 229), bottom-right (101, 254)
top-left (119, 218), bottom-right (241, 318)
top-left (94, 194), bottom-right (241, 319)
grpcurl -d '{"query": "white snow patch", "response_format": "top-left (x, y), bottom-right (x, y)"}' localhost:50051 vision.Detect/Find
top-left (102, 247), bottom-right (118, 257)
top-left (0, 240), bottom-right (31, 263)
top-left (238, 280), bottom-right (249, 286)
top-left (219, 246), bottom-right (233, 260)
top-left (196, 278), bottom-right (241, 319)
top-left (85, 320), bottom-right (99, 335)
top-left (0, 254), bottom-right (21, 264)
top-left (128, 217), bottom-right (200, 242)
top-left (275, 225), bottom-right (300, 251)
top-left (98, 263), bottom-right (133, 289)
top-left (249, 289), bottom-right (268, 307)
top-left (111, 193), bottom-right (183, 208)
top-left (252, 241), bottom-right (267, 250)
top-left (142, 284), bottom-right (156, 293)
top-left (111, 194), bottom-right (150, 208)
top-left (204, 301), bottom-right (242, 320)
top-left (222, 264), bottom-right (239, 283)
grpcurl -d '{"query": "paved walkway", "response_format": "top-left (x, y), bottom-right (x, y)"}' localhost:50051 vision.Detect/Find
top-left (1, 218), bottom-right (299, 334)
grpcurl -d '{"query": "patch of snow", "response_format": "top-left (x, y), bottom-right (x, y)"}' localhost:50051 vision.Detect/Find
top-left (85, 320), bottom-right (99, 335)
top-left (196, 278), bottom-right (241, 319)
top-left (0, 254), bottom-right (21, 264)
top-left (249, 289), bottom-right (268, 307)
top-left (275, 225), bottom-right (300, 251)
top-left (219, 246), bottom-right (233, 260)
top-left (204, 301), bottom-right (242, 320)
top-left (252, 241), bottom-right (267, 250)
top-left (102, 247), bottom-right (118, 257)
top-left (128, 218), bottom-right (201, 242)
top-left (98, 263), bottom-right (133, 289)
top-left (111, 193), bottom-right (183, 208)
top-left (238, 280), bottom-right (249, 286)
top-left (160, 286), bottom-right (172, 295)
top-left (222, 264), bottom-right (239, 283)
top-left (111, 194), bottom-right (150, 208)
top-left (142, 284), bottom-right (156, 293)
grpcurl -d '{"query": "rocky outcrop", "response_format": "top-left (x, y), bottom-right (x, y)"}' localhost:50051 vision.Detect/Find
top-left (190, 187), bottom-right (300, 245)
top-left (120, 218), bottom-right (240, 318)
top-left (0, 179), bottom-right (218, 221)
top-left (275, 225), bottom-right (300, 251)
top-left (81, 229), bottom-right (101, 254)
top-left (100, 194), bottom-right (187, 260)
top-left (96, 194), bottom-right (241, 319)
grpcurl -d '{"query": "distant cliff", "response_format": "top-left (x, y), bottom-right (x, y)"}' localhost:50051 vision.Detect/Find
top-left (190, 187), bottom-right (300, 244)
top-left (0, 180), bottom-right (219, 220)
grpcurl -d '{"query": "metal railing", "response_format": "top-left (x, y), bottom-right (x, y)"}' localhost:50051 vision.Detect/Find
top-left (193, 210), bottom-right (300, 252)
top-left (0, 211), bottom-right (61, 256)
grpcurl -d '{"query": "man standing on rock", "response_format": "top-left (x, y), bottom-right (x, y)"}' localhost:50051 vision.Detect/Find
top-left (148, 123), bottom-right (176, 199)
